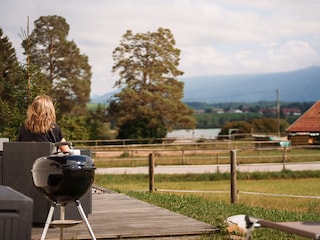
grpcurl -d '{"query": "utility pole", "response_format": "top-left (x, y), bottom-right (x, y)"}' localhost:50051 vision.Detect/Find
top-left (277, 89), bottom-right (280, 137)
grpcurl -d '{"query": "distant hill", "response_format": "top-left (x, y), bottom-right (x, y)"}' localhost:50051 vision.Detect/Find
top-left (90, 91), bottom-right (116, 104)
top-left (91, 66), bottom-right (320, 104)
top-left (182, 66), bottom-right (320, 103)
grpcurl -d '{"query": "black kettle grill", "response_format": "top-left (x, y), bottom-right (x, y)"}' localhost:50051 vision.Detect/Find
top-left (32, 142), bottom-right (96, 240)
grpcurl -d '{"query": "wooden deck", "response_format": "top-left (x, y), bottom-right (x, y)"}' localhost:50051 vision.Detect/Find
top-left (32, 189), bottom-right (218, 239)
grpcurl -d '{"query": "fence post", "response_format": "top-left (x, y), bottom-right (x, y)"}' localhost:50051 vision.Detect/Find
top-left (182, 148), bottom-right (185, 165)
top-left (230, 150), bottom-right (237, 204)
top-left (149, 152), bottom-right (155, 192)
top-left (282, 146), bottom-right (287, 170)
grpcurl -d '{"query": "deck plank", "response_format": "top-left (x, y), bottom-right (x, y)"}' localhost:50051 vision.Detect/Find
top-left (32, 191), bottom-right (218, 239)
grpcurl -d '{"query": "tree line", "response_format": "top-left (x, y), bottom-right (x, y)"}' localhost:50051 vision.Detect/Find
top-left (190, 101), bottom-right (313, 129)
top-left (0, 15), bottom-right (195, 141)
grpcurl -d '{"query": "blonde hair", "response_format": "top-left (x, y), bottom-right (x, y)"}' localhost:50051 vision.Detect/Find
top-left (24, 95), bottom-right (56, 134)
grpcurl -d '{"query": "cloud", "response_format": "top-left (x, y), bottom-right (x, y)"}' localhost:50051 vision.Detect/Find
top-left (266, 40), bottom-right (319, 70)
top-left (0, 0), bottom-right (320, 95)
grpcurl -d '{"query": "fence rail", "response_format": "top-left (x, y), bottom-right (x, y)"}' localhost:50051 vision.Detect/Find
top-left (86, 140), bottom-right (320, 206)
top-left (145, 149), bottom-right (320, 204)
top-left (83, 141), bottom-right (320, 168)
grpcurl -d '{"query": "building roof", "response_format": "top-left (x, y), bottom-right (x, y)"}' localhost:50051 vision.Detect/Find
top-left (286, 101), bottom-right (320, 132)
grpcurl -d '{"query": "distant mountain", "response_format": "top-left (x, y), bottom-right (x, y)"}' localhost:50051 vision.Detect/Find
top-left (182, 66), bottom-right (320, 103)
top-left (90, 66), bottom-right (320, 104)
top-left (90, 90), bottom-right (117, 104)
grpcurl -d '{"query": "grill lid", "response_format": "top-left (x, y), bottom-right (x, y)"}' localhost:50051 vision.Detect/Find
top-left (48, 154), bottom-right (96, 170)
top-left (32, 153), bottom-right (96, 204)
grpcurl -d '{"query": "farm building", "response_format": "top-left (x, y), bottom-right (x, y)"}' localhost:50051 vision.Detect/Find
top-left (286, 101), bottom-right (320, 145)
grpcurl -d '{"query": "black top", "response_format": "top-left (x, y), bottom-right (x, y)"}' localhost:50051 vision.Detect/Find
top-left (17, 124), bottom-right (64, 143)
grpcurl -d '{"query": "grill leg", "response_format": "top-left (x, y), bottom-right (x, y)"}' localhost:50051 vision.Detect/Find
top-left (41, 201), bottom-right (56, 240)
top-left (75, 200), bottom-right (96, 240)
top-left (59, 205), bottom-right (66, 240)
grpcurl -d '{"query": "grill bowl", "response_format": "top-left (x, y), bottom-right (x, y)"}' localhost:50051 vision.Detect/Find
top-left (32, 154), bottom-right (95, 205)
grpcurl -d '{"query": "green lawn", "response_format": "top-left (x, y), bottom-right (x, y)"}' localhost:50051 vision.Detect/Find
top-left (95, 172), bottom-right (320, 239)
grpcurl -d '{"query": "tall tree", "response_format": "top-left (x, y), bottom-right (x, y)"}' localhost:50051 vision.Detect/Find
top-left (0, 28), bottom-right (26, 138)
top-left (108, 27), bottom-right (195, 139)
top-left (0, 28), bottom-right (19, 102)
top-left (22, 15), bottom-right (92, 115)
top-left (0, 27), bottom-right (50, 139)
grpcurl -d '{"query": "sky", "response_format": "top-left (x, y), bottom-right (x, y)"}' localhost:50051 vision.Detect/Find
top-left (1, 0), bottom-right (320, 96)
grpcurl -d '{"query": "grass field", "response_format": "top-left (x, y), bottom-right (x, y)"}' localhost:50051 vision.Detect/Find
top-left (95, 171), bottom-right (320, 239)
top-left (91, 143), bottom-right (320, 239)
top-left (92, 145), bottom-right (320, 168)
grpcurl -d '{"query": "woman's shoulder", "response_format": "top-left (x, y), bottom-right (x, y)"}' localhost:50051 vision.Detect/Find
top-left (18, 125), bottom-right (28, 135)
top-left (51, 123), bottom-right (64, 141)
top-left (52, 123), bottom-right (62, 130)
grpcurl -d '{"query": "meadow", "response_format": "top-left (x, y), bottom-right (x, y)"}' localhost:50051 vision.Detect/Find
top-left (95, 171), bottom-right (320, 239)
top-left (90, 143), bottom-right (320, 168)
top-left (86, 141), bottom-right (320, 239)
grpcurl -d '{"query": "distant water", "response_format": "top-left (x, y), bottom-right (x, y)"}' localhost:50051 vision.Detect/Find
top-left (166, 128), bottom-right (220, 139)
